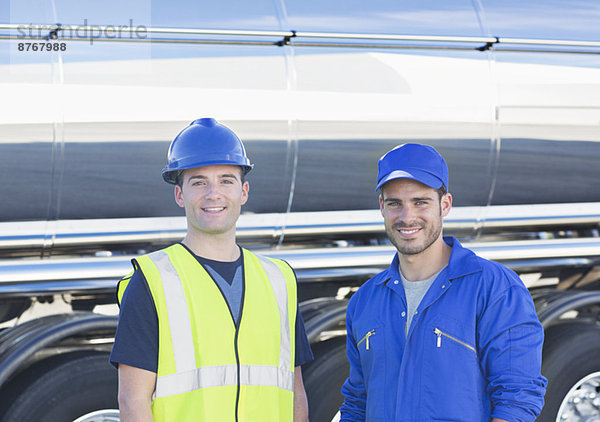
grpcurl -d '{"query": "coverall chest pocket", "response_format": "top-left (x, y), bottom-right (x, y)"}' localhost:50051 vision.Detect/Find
top-left (355, 323), bottom-right (387, 419)
top-left (424, 314), bottom-right (485, 419)
top-left (355, 324), bottom-right (385, 381)
top-left (428, 314), bottom-right (478, 364)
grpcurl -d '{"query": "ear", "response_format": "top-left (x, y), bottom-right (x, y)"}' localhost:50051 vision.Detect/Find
top-left (379, 194), bottom-right (384, 216)
top-left (240, 181), bottom-right (249, 206)
top-left (441, 192), bottom-right (452, 217)
top-left (174, 184), bottom-right (185, 208)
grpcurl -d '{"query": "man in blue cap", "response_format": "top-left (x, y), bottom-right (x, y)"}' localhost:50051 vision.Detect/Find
top-left (339, 144), bottom-right (547, 421)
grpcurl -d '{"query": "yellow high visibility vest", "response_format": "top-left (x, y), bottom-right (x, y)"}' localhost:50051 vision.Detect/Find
top-left (118, 244), bottom-right (297, 421)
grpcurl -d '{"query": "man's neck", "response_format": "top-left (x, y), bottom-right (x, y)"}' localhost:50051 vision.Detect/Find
top-left (398, 237), bottom-right (451, 282)
top-left (181, 230), bottom-right (240, 261)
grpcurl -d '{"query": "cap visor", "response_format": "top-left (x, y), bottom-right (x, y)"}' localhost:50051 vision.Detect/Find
top-left (375, 169), bottom-right (442, 191)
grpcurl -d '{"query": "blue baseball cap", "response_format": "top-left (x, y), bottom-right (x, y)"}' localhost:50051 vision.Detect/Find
top-left (376, 143), bottom-right (449, 191)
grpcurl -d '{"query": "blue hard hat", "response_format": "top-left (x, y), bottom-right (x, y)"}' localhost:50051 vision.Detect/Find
top-left (376, 143), bottom-right (448, 191)
top-left (162, 118), bottom-right (254, 184)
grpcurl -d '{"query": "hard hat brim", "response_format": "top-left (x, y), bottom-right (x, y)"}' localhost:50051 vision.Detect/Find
top-left (162, 161), bottom-right (253, 184)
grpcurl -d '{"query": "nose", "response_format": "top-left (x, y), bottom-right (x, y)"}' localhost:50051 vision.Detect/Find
top-left (205, 182), bottom-right (223, 199)
top-left (398, 205), bottom-right (415, 222)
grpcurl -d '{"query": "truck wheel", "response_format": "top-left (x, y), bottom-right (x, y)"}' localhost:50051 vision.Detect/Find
top-left (2, 354), bottom-right (118, 422)
top-left (73, 409), bottom-right (120, 422)
top-left (303, 338), bottom-right (349, 422)
top-left (538, 323), bottom-right (600, 421)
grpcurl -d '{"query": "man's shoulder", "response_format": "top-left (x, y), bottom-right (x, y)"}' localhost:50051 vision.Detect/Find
top-left (447, 237), bottom-right (520, 283)
top-left (132, 244), bottom-right (182, 268)
top-left (120, 268), bottom-right (150, 300)
top-left (475, 254), bottom-right (520, 280)
top-left (348, 269), bottom-right (390, 307)
top-left (244, 249), bottom-right (298, 281)
top-left (460, 250), bottom-right (527, 294)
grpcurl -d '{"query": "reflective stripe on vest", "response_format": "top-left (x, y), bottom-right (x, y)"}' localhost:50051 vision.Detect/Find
top-left (153, 364), bottom-right (294, 399)
top-left (146, 249), bottom-right (293, 399)
top-left (149, 250), bottom-right (196, 373)
top-left (255, 254), bottom-right (292, 383)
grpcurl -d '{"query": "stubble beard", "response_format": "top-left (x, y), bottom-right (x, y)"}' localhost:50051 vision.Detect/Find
top-left (385, 211), bottom-right (443, 256)
top-left (188, 207), bottom-right (239, 237)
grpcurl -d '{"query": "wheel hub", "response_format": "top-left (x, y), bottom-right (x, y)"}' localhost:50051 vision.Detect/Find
top-left (557, 371), bottom-right (600, 422)
top-left (72, 409), bottom-right (120, 422)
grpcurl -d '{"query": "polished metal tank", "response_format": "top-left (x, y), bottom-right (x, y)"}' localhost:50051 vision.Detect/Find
top-left (0, 0), bottom-right (598, 252)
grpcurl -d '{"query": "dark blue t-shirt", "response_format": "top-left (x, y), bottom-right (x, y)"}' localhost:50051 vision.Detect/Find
top-left (111, 249), bottom-right (314, 371)
top-left (200, 254), bottom-right (245, 324)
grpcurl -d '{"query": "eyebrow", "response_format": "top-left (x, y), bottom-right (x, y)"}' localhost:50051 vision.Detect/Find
top-left (187, 173), bottom-right (240, 182)
top-left (220, 173), bottom-right (240, 180)
top-left (384, 196), bottom-right (433, 202)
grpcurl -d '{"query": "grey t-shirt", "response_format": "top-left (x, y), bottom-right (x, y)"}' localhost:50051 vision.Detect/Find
top-left (400, 265), bottom-right (445, 336)
top-left (204, 262), bottom-right (244, 324)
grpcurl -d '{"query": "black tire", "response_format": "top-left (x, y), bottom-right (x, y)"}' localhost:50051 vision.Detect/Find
top-left (538, 323), bottom-right (600, 421)
top-left (303, 338), bottom-right (349, 422)
top-left (2, 354), bottom-right (118, 422)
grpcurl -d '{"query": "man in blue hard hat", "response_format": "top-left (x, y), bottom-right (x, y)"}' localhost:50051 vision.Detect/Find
top-left (339, 144), bottom-right (547, 421)
top-left (111, 118), bottom-right (312, 421)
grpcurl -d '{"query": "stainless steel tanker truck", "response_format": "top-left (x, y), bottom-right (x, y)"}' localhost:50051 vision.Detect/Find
top-left (0, 0), bottom-right (599, 420)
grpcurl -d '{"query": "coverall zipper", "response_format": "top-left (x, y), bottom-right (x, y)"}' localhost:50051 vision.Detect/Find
top-left (357, 329), bottom-right (376, 350)
top-left (433, 327), bottom-right (477, 356)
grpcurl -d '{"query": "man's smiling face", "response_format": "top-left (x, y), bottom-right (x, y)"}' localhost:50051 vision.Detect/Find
top-left (379, 178), bottom-right (451, 256)
top-left (175, 164), bottom-right (248, 237)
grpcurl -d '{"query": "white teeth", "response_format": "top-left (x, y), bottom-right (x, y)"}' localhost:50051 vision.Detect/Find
top-left (400, 228), bottom-right (420, 234)
top-left (204, 207), bottom-right (225, 211)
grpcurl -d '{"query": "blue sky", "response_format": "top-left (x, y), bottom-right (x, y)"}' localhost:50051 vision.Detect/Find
top-left (1, 0), bottom-right (599, 65)
top-left (3, 0), bottom-right (600, 37)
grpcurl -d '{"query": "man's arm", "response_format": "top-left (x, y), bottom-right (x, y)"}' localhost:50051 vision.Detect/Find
top-left (339, 301), bottom-right (367, 421)
top-left (478, 275), bottom-right (547, 422)
top-left (111, 269), bottom-right (160, 420)
top-left (118, 364), bottom-right (156, 422)
top-left (294, 366), bottom-right (309, 422)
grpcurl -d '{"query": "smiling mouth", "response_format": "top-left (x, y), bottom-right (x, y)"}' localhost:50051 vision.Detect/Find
top-left (400, 228), bottom-right (419, 233)
top-left (395, 226), bottom-right (422, 237)
top-left (202, 207), bottom-right (226, 212)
